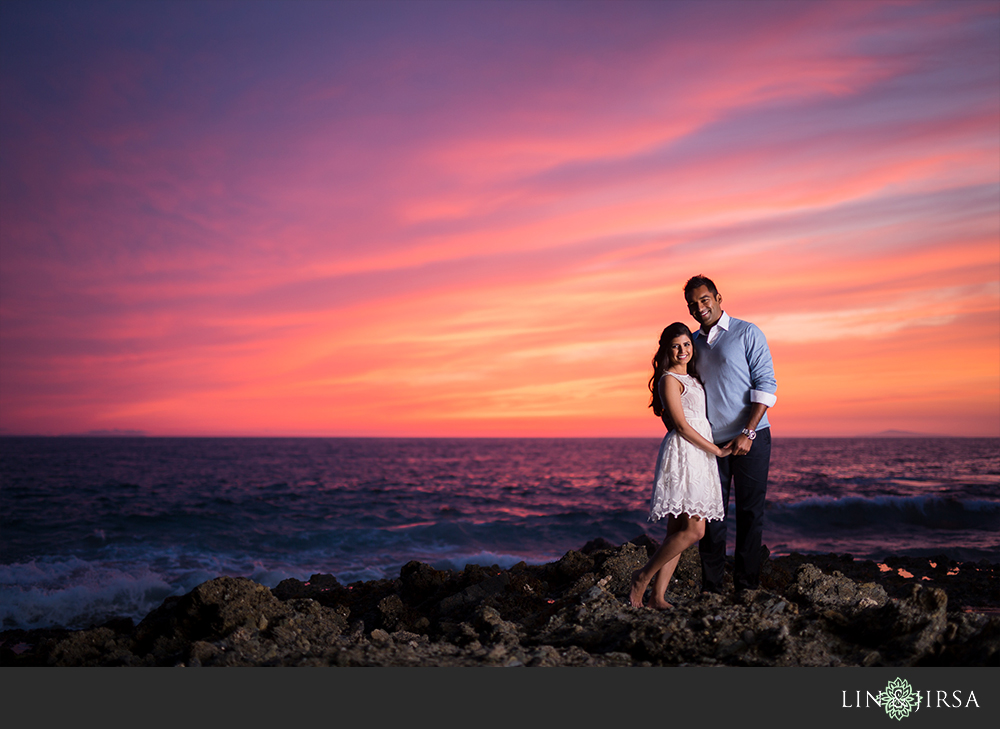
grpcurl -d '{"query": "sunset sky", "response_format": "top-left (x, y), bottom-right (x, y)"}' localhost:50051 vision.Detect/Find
top-left (1, 0), bottom-right (998, 438)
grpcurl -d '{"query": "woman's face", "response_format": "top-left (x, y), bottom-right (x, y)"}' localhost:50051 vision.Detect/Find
top-left (667, 335), bottom-right (693, 368)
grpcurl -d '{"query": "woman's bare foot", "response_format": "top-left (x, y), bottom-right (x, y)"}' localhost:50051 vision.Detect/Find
top-left (648, 595), bottom-right (673, 610)
top-left (628, 569), bottom-right (649, 607)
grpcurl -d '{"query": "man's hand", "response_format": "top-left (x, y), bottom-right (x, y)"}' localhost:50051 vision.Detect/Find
top-left (726, 434), bottom-right (754, 456)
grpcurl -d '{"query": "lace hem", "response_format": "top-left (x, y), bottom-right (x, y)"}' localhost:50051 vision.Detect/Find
top-left (649, 500), bottom-right (724, 523)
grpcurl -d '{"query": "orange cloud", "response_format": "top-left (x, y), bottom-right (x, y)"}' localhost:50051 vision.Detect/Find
top-left (1, 0), bottom-right (997, 437)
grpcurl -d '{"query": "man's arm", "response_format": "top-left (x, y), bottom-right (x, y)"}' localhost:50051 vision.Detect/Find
top-left (726, 324), bottom-right (776, 455)
top-left (727, 402), bottom-right (768, 456)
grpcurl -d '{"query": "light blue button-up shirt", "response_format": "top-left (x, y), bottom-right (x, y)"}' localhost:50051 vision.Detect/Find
top-left (692, 312), bottom-right (777, 444)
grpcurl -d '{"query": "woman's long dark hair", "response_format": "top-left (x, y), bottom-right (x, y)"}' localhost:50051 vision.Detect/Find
top-left (648, 322), bottom-right (700, 417)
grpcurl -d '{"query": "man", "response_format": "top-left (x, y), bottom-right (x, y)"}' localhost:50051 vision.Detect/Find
top-left (684, 274), bottom-right (777, 594)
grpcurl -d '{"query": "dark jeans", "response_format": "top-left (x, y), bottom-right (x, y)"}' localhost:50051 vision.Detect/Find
top-left (699, 427), bottom-right (771, 592)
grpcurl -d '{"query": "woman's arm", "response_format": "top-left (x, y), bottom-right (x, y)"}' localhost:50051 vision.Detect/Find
top-left (661, 376), bottom-right (730, 458)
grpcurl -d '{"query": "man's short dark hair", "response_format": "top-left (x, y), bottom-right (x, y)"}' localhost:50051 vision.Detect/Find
top-left (684, 275), bottom-right (718, 299)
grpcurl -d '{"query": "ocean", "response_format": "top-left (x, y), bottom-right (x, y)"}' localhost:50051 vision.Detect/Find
top-left (1, 436), bottom-right (998, 630)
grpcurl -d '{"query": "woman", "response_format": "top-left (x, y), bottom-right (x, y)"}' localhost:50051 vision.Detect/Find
top-left (629, 322), bottom-right (729, 609)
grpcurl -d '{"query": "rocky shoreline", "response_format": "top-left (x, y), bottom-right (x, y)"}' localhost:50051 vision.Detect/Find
top-left (2, 538), bottom-right (998, 667)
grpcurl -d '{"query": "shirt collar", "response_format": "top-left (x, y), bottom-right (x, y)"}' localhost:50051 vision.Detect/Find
top-left (697, 311), bottom-right (730, 344)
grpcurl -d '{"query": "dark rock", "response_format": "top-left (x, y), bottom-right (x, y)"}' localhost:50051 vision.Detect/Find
top-left (272, 578), bottom-right (312, 601)
top-left (46, 627), bottom-right (136, 667)
top-left (593, 541), bottom-right (647, 595)
top-left (788, 564), bottom-right (888, 611)
top-left (377, 594), bottom-right (408, 631)
top-left (581, 537), bottom-right (618, 554)
top-left (3, 545), bottom-right (997, 667)
top-left (399, 560), bottom-right (450, 600)
top-left (849, 583), bottom-right (948, 665)
top-left (437, 571), bottom-right (510, 616)
top-left (923, 612), bottom-right (1000, 666)
top-left (132, 576), bottom-right (283, 659)
top-left (626, 533), bottom-right (659, 557)
top-left (554, 550), bottom-right (594, 582)
top-left (473, 605), bottom-right (522, 645)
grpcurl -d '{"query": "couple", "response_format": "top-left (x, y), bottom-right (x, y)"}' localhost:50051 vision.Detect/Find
top-left (629, 274), bottom-right (777, 609)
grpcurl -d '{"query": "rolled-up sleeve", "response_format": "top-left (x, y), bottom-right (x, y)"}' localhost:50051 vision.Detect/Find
top-left (745, 324), bottom-right (777, 408)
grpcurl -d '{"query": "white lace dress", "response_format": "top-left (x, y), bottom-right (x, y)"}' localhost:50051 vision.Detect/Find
top-left (649, 372), bottom-right (725, 523)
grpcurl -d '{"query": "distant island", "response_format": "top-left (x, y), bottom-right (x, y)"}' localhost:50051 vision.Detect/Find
top-left (68, 429), bottom-right (147, 437)
top-left (865, 430), bottom-right (942, 438)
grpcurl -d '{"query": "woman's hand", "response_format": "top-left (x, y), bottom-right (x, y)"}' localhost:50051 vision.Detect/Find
top-left (716, 444), bottom-right (733, 458)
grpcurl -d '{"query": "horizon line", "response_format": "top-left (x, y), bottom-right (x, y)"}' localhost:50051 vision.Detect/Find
top-left (1, 431), bottom-right (993, 440)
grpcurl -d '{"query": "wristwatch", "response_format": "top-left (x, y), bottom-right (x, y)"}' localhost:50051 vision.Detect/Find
top-left (741, 428), bottom-right (757, 441)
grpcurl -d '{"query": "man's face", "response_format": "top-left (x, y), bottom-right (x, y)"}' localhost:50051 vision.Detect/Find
top-left (686, 285), bottom-right (723, 330)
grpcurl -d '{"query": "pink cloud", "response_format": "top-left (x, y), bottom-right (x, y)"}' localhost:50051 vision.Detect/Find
top-left (1, 0), bottom-right (997, 436)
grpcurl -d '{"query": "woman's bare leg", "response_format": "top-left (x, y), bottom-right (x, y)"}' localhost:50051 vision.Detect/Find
top-left (629, 514), bottom-right (705, 608)
top-left (649, 554), bottom-right (679, 609)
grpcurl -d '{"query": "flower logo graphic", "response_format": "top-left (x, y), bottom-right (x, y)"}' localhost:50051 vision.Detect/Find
top-left (877, 678), bottom-right (921, 720)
